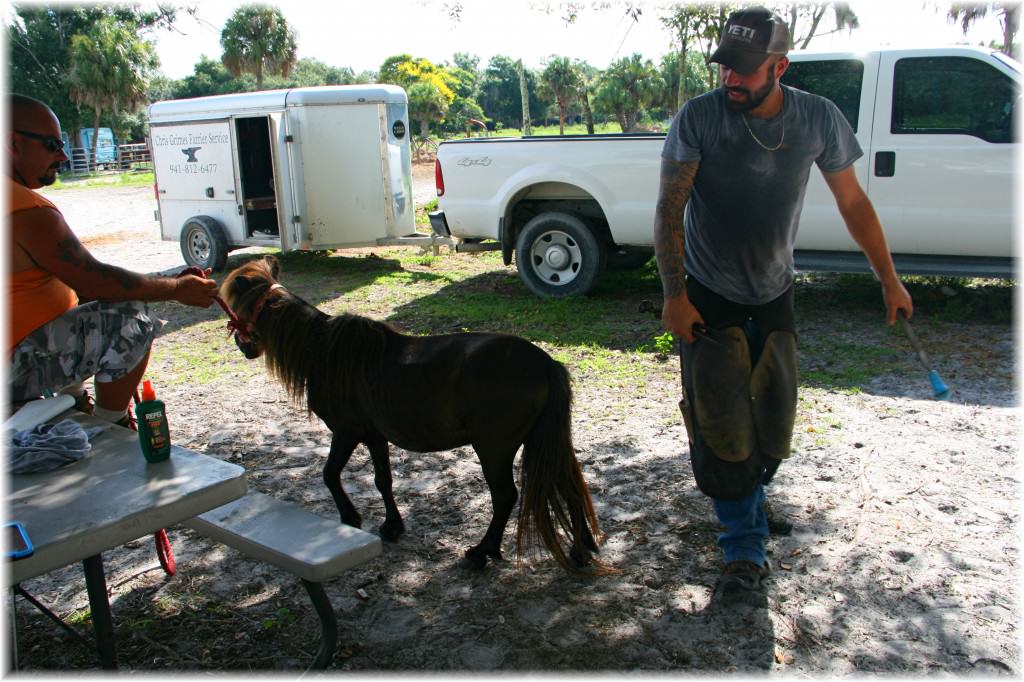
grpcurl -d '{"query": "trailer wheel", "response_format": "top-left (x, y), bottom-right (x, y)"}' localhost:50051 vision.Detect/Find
top-left (180, 216), bottom-right (228, 272)
top-left (515, 212), bottom-right (607, 297)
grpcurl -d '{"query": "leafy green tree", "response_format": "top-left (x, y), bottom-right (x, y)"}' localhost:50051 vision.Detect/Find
top-left (776, 2), bottom-right (860, 49)
top-left (594, 53), bottom-right (664, 132)
top-left (950, 2), bottom-right (1019, 58)
top-left (172, 55), bottom-right (254, 98)
top-left (478, 55), bottom-right (543, 129)
top-left (660, 3), bottom-right (735, 92)
top-left (378, 54), bottom-right (458, 136)
top-left (8, 4), bottom-right (178, 140)
top-left (287, 57), bottom-right (364, 86)
top-left (220, 4), bottom-right (298, 90)
top-left (66, 16), bottom-right (158, 164)
top-left (441, 61), bottom-right (487, 135)
top-left (658, 50), bottom-right (708, 118)
top-left (407, 80), bottom-right (449, 139)
top-left (539, 55), bottom-right (581, 134)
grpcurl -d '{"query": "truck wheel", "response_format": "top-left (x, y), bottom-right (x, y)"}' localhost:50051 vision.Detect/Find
top-left (516, 212), bottom-right (607, 297)
top-left (180, 216), bottom-right (228, 272)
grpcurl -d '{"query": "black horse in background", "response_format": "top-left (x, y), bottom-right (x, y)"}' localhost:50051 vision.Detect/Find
top-left (220, 256), bottom-right (608, 575)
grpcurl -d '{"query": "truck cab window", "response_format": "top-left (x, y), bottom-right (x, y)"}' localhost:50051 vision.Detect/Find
top-left (892, 56), bottom-right (1017, 143)
top-left (781, 59), bottom-right (864, 131)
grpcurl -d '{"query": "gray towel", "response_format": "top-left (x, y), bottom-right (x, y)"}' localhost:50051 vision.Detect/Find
top-left (8, 419), bottom-right (108, 474)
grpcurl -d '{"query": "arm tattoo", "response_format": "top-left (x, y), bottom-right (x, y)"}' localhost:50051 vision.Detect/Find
top-left (653, 159), bottom-right (698, 298)
top-left (56, 237), bottom-right (143, 291)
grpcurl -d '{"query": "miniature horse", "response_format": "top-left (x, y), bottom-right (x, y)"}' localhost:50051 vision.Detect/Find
top-left (220, 256), bottom-right (607, 574)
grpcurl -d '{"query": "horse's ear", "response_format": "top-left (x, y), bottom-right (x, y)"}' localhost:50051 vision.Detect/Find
top-left (263, 255), bottom-right (281, 280)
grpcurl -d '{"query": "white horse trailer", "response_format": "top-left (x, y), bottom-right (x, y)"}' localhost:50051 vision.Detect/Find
top-left (148, 85), bottom-right (432, 270)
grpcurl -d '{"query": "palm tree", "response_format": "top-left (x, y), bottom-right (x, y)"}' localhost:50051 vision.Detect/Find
top-left (220, 5), bottom-right (298, 90)
top-left (594, 54), bottom-right (664, 132)
top-left (66, 17), bottom-right (158, 167)
top-left (540, 56), bottom-right (581, 135)
top-left (949, 2), bottom-right (1019, 59)
top-left (407, 80), bottom-right (449, 156)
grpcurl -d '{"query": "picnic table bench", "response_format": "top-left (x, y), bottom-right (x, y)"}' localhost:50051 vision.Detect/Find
top-left (184, 491), bottom-right (381, 669)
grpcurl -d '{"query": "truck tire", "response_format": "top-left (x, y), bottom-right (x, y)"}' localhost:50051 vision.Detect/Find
top-left (516, 212), bottom-right (607, 297)
top-left (180, 216), bottom-right (229, 272)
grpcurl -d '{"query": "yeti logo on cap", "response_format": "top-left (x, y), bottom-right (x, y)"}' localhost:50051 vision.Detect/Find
top-left (727, 24), bottom-right (757, 42)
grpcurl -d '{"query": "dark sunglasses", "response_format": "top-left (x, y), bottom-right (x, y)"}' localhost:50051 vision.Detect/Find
top-left (14, 129), bottom-right (66, 153)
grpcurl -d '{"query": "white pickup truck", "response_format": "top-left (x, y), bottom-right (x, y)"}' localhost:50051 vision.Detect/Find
top-left (431, 46), bottom-right (1019, 297)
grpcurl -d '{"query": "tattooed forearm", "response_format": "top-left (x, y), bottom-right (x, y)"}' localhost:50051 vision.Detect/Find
top-left (56, 237), bottom-right (144, 291)
top-left (653, 159), bottom-right (698, 298)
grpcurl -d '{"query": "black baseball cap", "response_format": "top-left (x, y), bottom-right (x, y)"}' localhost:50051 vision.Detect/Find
top-left (709, 7), bottom-right (790, 75)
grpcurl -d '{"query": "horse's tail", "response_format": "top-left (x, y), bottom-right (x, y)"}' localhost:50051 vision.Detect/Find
top-left (515, 359), bottom-right (613, 576)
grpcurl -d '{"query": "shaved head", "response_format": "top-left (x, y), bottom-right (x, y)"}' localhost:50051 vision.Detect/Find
top-left (9, 93), bottom-right (65, 188)
top-left (9, 93), bottom-right (55, 131)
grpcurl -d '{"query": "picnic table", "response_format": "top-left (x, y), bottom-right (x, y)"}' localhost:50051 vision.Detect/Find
top-left (7, 410), bottom-right (247, 669)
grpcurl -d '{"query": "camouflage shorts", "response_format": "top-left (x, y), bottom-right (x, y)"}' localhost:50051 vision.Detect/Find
top-left (9, 300), bottom-right (158, 402)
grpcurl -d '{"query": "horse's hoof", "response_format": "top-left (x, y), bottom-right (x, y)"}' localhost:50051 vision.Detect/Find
top-left (570, 546), bottom-right (591, 569)
top-left (463, 547), bottom-right (488, 570)
top-left (378, 520), bottom-right (404, 542)
top-left (341, 515), bottom-right (363, 530)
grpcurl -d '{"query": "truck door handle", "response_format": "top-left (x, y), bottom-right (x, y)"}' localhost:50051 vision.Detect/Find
top-left (875, 151), bottom-right (895, 177)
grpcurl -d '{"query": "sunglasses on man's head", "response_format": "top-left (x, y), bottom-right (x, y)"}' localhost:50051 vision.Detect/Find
top-left (14, 129), bottom-right (65, 153)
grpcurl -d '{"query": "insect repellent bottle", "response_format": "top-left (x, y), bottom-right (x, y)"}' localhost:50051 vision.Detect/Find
top-left (136, 380), bottom-right (171, 462)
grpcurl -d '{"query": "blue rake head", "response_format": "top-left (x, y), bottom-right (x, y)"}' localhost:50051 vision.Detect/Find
top-left (928, 370), bottom-right (951, 401)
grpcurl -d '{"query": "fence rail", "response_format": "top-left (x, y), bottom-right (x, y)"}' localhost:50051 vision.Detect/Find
top-left (62, 143), bottom-right (153, 175)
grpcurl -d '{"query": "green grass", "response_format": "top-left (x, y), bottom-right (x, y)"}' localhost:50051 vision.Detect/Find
top-left (484, 121), bottom-right (626, 137)
top-left (149, 232), bottom-right (1014, 397)
top-left (51, 170), bottom-right (154, 189)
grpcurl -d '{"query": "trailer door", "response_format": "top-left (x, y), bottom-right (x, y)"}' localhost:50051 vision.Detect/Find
top-left (285, 103), bottom-right (391, 250)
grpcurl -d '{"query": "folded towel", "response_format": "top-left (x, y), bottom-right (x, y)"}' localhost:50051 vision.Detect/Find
top-left (8, 419), bottom-right (108, 474)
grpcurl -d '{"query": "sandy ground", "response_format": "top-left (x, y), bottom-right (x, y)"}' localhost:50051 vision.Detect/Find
top-left (11, 163), bottom-right (1021, 673)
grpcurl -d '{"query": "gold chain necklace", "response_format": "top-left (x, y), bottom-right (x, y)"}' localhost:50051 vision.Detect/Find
top-left (741, 112), bottom-right (784, 151)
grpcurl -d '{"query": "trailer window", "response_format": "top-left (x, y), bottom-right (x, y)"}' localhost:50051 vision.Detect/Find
top-left (782, 59), bottom-right (864, 131)
top-left (892, 56), bottom-right (1017, 143)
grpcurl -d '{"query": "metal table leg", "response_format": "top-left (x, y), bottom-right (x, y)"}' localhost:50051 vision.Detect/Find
top-left (81, 554), bottom-right (117, 670)
top-left (301, 579), bottom-right (337, 670)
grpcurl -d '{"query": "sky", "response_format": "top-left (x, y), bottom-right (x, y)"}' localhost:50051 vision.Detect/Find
top-left (150, 0), bottom-right (1010, 81)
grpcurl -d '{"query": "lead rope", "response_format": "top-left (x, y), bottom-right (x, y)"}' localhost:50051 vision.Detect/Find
top-left (143, 265), bottom-right (245, 579)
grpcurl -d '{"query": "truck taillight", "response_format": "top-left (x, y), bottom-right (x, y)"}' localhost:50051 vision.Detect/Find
top-left (435, 159), bottom-right (444, 197)
top-left (153, 182), bottom-right (159, 199)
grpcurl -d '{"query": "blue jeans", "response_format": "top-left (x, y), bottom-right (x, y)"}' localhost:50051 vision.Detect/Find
top-left (712, 485), bottom-right (768, 566)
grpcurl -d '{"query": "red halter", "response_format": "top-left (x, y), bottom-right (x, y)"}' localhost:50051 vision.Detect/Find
top-left (177, 265), bottom-right (282, 343)
top-left (231, 283), bottom-right (284, 342)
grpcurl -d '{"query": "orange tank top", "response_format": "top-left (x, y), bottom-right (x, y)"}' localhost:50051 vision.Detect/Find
top-left (8, 178), bottom-right (79, 352)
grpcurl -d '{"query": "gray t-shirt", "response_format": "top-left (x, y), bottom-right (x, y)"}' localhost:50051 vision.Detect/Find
top-left (662, 85), bottom-right (862, 305)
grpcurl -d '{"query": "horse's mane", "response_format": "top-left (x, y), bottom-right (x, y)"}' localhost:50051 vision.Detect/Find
top-left (223, 259), bottom-right (392, 419)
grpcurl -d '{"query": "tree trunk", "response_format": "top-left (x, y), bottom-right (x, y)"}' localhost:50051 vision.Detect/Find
top-left (1002, 5), bottom-right (1019, 59)
top-left (91, 109), bottom-right (101, 170)
top-left (558, 100), bottom-right (565, 135)
top-left (518, 59), bottom-right (531, 136)
top-left (256, 61), bottom-right (264, 90)
top-left (580, 88), bottom-right (595, 134)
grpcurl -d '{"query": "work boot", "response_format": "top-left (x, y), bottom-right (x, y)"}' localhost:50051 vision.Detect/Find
top-left (718, 560), bottom-right (770, 595)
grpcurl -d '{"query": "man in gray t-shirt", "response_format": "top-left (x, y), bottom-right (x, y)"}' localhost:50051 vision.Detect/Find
top-left (653, 7), bottom-right (913, 596)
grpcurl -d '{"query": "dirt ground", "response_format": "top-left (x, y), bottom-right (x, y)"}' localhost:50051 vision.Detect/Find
top-left (10, 164), bottom-right (1020, 673)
